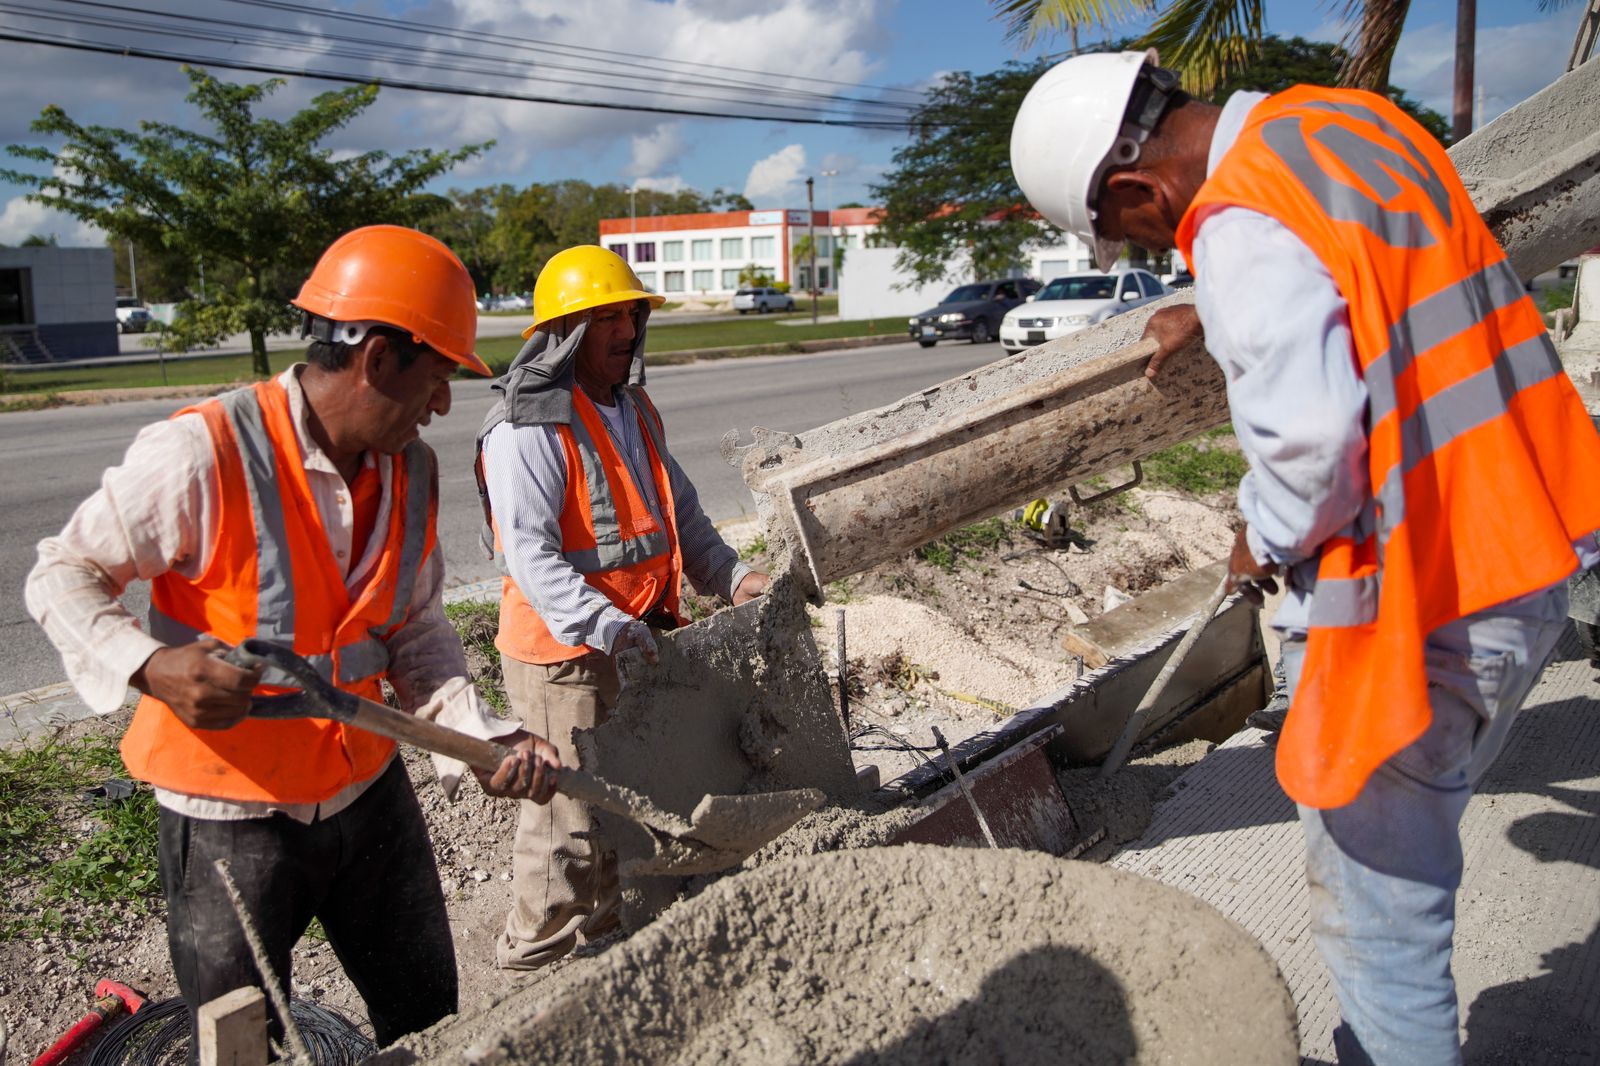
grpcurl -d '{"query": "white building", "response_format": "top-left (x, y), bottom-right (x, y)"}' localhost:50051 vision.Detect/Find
top-left (0, 246), bottom-right (117, 361)
top-left (597, 207), bottom-right (882, 296)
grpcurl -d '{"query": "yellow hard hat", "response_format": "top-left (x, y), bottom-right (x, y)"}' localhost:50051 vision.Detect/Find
top-left (525, 244), bottom-right (666, 337)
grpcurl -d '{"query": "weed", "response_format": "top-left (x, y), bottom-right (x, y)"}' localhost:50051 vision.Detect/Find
top-left (445, 599), bottom-right (508, 712)
top-left (1541, 279), bottom-right (1575, 314)
top-left (1142, 429), bottom-right (1249, 495)
top-left (914, 517), bottom-right (1014, 573)
top-left (883, 653), bottom-right (938, 692)
top-left (0, 392), bottom-right (64, 413)
top-left (738, 533), bottom-right (768, 561)
top-left (825, 579), bottom-right (856, 604)
top-left (0, 734), bottom-right (162, 941)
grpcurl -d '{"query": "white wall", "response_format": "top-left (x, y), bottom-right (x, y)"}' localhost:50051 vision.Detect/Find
top-left (0, 246), bottom-right (115, 324)
top-left (839, 247), bottom-right (971, 321)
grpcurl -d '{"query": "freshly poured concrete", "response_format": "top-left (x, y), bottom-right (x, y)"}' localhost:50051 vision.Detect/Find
top-left (463, 846), bottom-right (1299, 1065)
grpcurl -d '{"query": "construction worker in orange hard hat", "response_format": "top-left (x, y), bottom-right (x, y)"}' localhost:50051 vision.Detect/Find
top-left (26, 224), bottom-right (561, 1051)
top-left (473, 244), bottom-right (769, 970)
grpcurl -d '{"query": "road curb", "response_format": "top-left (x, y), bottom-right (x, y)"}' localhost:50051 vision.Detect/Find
top-left (1, 333), bottom-right (912, 412)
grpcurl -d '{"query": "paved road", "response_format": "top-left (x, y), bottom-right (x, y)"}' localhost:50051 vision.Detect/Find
top-left (3, 339), bottom-right (994, 695)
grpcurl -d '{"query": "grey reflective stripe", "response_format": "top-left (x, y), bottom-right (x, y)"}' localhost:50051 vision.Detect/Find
top-left (561, 405), bottom-right (671, 574)
top-left (564, 529), bottom-right (672, 574)
top-left (148, 605), bottom-right (204, 647)
top-left (1365, 259), bottom-right (1528, 425)
top-left (338, 637), bottom-right (389, 684)
top-left (220, 389), bottom-right (295, 643)
top-left (1296, 100), bottom-right (1453, 223)
top-left (381, 439), bottom-right (436, 631)
top-left (1372, 332), bottom-right (1564, 541)
top-left (1261, 115), bottom-right (1441, 251)
top-left (1306, 573), bottom-right (1380, 627)
top-left (494, 548), bottom-right (512, 576)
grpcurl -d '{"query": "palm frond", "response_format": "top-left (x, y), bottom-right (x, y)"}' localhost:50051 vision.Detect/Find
top-left (990, 0), bottom-right (1157, 47)
top-left (1136, 0), bottom-right (1268, 94)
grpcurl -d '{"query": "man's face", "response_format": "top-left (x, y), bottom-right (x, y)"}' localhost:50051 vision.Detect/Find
top-left (1097, 169), bottom-right (1180, 253)
top-left (361, 343), bottom-right (456, 454)
top-left (573, 301), bottom-right (640, 393)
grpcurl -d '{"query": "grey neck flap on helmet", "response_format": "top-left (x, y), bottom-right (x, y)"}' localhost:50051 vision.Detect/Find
top-left (481, 301), bottom-right (651, 433)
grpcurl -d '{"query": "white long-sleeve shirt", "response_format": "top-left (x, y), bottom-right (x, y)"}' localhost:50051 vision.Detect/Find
top-left (483, 387), bottom-right (749, 655)
top-left (25, 365), bottom-right (515, 821)
top-left (1191, 92), bottom-right (1596, 632)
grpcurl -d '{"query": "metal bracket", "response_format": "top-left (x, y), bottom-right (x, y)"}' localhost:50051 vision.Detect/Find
top-left (1069, 461), bottom-right (1144, 505)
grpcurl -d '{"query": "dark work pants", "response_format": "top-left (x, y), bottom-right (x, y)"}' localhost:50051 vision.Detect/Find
top-left (158, 759), bottom-right (457, 1052)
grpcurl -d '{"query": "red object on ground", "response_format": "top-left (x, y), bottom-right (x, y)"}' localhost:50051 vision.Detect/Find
top-left (31, 979), bottom-right (146, 1066)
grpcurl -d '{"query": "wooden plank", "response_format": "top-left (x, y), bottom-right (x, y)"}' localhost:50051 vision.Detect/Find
top-left (197, 986), bottom-right (267, 1066)
top-left (1062, 561), bottom-right (1230, 668)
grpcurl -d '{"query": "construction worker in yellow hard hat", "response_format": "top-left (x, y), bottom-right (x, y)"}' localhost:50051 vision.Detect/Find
top-left (26, 224), bottom-right (562, 1051)
top-left (474, 244), bottom-right (768, 970)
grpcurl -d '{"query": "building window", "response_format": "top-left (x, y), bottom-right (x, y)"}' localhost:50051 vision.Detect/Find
top-left (692, 269), bottom-right (714, 291)
top-left (750, 235), bottom-right (775, 259)
top-left (721, 268), bottom-right (741, 289)
top-left (635, 270), bottom-right (657, 291)
top-left (664, 270), bottom-right (685, 292)
top-left (720, 237), bottom-right (743, 260)
top-left (691, 239), bottom-right (713, 261)
top-left (818, 265), bottom-right (831, 289)
top-left (663, 240), bottom-right (683, 261)
top-left (634, 242), bottom-right (656, 263)
top-left (607, 242), bottom-right (628, 262)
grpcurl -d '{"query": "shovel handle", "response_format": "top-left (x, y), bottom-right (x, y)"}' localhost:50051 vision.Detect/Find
top-left (344, 696), bottom-right (515, 772)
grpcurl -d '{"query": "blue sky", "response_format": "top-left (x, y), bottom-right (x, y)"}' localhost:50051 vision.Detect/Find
top-left (0, 0), bottom-right (1586, 244)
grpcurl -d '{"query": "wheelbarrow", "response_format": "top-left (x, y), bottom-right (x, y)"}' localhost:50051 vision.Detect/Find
top-left (223, 639), bottom-right (823, 876)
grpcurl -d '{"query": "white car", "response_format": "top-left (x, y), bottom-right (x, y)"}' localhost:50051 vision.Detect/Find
top-left (999, 268), bottom-right (1170, 354)
top-left (732, 286), bottom-right (795, 314)
top-left (115, 296), bottom-right (152, 333)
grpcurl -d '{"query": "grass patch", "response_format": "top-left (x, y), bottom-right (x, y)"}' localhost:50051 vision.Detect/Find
top-left (1142, 429), bottom-right (1249, 495)
top-left (445, 599), bottom-right (508, 713)
top-left (1541, 279), bottom-right (1576, 314)
top-left (0, 733), bottom-right (162, 941)
top-left (738, 533), bottom-right (768, 562)
top-left (2, 349), bottom-right (301, 396)
top-left (914, 517), bottom-right (1014, 573)
top-left (0, 391), bottom-right (64, 412)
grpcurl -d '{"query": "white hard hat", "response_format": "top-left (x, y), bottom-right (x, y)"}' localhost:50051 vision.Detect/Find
top-left (1011, 49), bottom-right (1164, 272)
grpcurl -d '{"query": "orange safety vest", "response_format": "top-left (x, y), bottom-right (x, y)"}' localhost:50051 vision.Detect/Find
top-left (1176, 87), bottom-right (1600, 808)
top-left (120, 379), bottom-right (440, 804)
top-left (492, 386), bottom-right (684, 665)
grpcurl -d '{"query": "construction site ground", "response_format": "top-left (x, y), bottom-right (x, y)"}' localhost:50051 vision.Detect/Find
top-left (2, 467), bottom-right (1596, 1063)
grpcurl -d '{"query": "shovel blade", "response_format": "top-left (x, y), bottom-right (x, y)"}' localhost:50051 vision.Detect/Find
top-left (621, 787), bottom-right (825, 877)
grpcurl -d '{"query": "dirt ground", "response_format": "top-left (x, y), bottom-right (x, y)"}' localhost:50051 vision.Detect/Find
top-left (0, 477), bottom-right (1239, 1061)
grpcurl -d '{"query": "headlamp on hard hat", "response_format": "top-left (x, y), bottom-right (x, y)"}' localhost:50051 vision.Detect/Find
top-left (1087, 63), bottom-right (1184, 224)
top-left (301, 314), bottom-right (423, 351)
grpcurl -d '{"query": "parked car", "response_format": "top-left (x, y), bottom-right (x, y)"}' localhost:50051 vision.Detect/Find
top-left (115, 296), bottom-right (152, 334)
top-left (999, 268), bottom-right (1170, 354)
top-left (907, 278), bottom-right (1041, 347)
top-left (732, 286), bottom-right (795, 314)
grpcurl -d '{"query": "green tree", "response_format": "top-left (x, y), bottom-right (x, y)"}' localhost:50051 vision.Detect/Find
top-left (19, 234), bottom-right (57, 246)
top-left (428, 186), bottom-right (508, 296)
top-left (869, 61), bottom-right (1053, 285)
top-left (738, 262), bottom-right (774, 288)
top-left (3, 67), bottom-right (487, 376)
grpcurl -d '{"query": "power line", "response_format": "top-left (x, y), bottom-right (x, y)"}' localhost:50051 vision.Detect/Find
top-left (1, 1), bottom-right (915, 120)
top-left (0, 25), bottom-right (924, 129)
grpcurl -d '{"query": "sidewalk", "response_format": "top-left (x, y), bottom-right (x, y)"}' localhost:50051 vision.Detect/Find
top-left (1110, 628), bottom-right (1600, 1064)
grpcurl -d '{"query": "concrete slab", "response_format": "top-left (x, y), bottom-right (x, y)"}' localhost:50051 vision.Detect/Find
top-left (1111, 627), bottom-right (1600, 1064)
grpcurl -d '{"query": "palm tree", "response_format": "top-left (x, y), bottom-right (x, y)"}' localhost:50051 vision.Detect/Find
top-left (990, 0), bottom-right (1413, 95)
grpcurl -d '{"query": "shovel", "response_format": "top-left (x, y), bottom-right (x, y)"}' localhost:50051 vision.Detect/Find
top-left (222, 638), bottom-right (823, 876)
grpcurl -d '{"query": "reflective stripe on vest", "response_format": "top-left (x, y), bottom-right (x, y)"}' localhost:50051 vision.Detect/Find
top-left (561, 397), bottom-right (672, 573)
top-left (1175, 85), bottom-right (1600, 807)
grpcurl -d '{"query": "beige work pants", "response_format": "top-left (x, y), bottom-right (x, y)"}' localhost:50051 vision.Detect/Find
top-left (496, 652), bottom-right (622, 970)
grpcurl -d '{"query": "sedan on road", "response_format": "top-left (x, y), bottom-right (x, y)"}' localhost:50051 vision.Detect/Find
top-left (999, 268), bottom-right (1169, 354)
top-left (907, 278), bottom-right (1040, 347)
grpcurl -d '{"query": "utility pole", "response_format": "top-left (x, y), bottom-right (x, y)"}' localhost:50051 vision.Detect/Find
top-left (198, 257), bottom-right (206, 302)
top-left (821, 167), bottom-right (838, 294)
top-left (128, 242), bottom-right (139, 303)
top-left (1452, 0), bottom-right (1475, 143)
top-left (806, 176), bottom-right (817, 326)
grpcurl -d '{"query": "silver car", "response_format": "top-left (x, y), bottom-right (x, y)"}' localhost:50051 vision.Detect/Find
top-left (732, 287), bottom-right (795, 314)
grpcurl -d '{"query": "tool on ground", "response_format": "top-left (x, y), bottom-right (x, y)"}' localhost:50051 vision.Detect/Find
top-left (223, 639), bottom-right (823, 877)
top-left (213, 857), bottom-right (309, 1062)
top-left (1100, 575), bottom-right (1231, 778)
top-left (1013, 498), bottom-right (1073, 547)
top-left (931, 726), bottom-right (999, 849)
top-left (31, 979), bottom-right (147, 1066)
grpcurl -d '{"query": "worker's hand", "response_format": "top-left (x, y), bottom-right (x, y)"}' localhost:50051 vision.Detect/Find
top-left (1226, 525), bottom-right (1280, 608)
top-left (732, 571), bottom-right (770, 605)
top-left (1141, 304), bottom-right (1204, 379)
top-left (613, 620), bottom-right (659, 665)
top-left (132, 638), bottom-right (264, 730)
top-left (476, 730), bottom-right (561, 803)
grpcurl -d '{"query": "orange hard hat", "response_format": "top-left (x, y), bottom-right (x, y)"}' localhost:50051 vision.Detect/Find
top-left (293, 225), bottom-right (489, 376)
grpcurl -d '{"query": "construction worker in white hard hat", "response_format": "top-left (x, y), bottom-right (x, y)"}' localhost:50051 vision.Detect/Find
top-left (474, 244), bottom-right (769, 970)
top-left (1012, 53), bottom-right (1600, 1064)
top-left (25, 225), bottom-right (562, 1052)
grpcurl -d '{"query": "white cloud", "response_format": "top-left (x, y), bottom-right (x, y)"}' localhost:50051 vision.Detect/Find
top-left (744, 143), bottom-right (807, 205)
top-left (628, 123), bottom-right (688, 179)
top-left (0, 195), bottom-right (104, 247)
top-left (1389, 14), bottom-right (1575, 126)
top-left (632, 174), bottom-right (687, 193)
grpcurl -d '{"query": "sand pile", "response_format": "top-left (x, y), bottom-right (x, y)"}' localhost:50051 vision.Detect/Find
top-left (449, 845), bottom-right (1298, 1065)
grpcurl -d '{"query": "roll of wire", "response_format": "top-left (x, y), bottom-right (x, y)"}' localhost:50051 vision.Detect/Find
top-left (87, 997), bottom-right (375, 1066)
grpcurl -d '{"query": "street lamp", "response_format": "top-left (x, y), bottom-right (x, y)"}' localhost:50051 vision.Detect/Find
top-left (806, 176), bottom-right (817, 325)
top-left (820, 168), bottom-right (838, 296)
